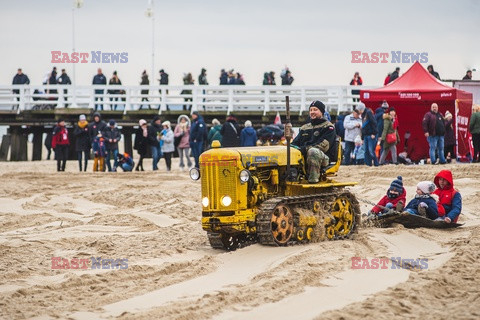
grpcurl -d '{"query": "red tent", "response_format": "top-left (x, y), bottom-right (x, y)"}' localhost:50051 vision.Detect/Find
top-left (360, 62), bottom-right (473, 161)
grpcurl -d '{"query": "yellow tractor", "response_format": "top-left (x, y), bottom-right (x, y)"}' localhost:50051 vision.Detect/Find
top-left (190, 99), bottom-right (360, 250)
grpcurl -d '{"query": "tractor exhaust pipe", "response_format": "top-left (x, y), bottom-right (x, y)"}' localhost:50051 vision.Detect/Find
top-left (285, 96), bottom-right (293, 180)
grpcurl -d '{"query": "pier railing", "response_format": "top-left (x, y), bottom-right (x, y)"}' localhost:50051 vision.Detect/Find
top-left (0, 85), bottom-right (373, 115)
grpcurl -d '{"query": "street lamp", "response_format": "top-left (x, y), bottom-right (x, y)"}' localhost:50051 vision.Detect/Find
top-left (71, 0), bottom-right (83, 108)
top-left (145, 0), bottom-right (155, 85)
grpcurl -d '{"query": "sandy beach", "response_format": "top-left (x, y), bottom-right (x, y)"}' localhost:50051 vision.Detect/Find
top-left (0, 159), bottom-right (479, 320)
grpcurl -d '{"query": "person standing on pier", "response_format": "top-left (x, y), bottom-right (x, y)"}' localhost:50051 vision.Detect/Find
top-left (198, 68), bottom-right (208, 110)
top-left (12, 68), bottom-right (30, 109)
top-left (427, 65), bottom-right (441, 80)
top-left (159, 69), bottom-right (169, 86)
top-left (281, 68), bottom-right (294, 85)
top-left (140, 70), bottom-right (150, 110)
top-left (463, 70), bottom-right (473, 80)
top-left (349, 72), bottom-right (362, 102)
top-left (219, 69), bottom-right (228, 85)
top-left (388, 67), bottom-right (400, 83)
top-left (227, 70), bottom-right (236, 85)
top-left (57, 69), bottom-right (71, 108)
top-left (108, 71), bottom-right (122, 110)
top-left (236, 73), bottom-right (245, 85)
top-left (198, 68), bottom-right (208, 85)
top-left (47, 69), bottom-right (58, 108)
top-left (158, 69), bottom-right (169, 109)
top-left (269, 71), bottom-right (276, 85)
top-left (181, 73), bottom-right (194, 110)
top-left (92, 68), bottom-right (107, 110)
top-left (52, 119), bottom-right (70, 172)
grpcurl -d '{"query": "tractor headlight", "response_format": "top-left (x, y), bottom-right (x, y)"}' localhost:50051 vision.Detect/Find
top-left (239, 169), bottom-right (250, 184)
top-left (189, 168), bottom-right (200, 180)
top-left (202, 197), bottom-right (209, 207)
top-left (221, 195), bottom-right (232, 207)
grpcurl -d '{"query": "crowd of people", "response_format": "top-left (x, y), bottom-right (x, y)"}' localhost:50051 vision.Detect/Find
top-left (11, 66), bottom-right (299, 111)
top-left (13, 65), bottom-right (476, 94)
top-left (50, 113), bottom-right (133, 172)
top-left (335, 100), bottom-right (480, 166)
top-left (47, 110), bottom-right (263, 172)
top-left (46, 95), bottom-right (480, 172)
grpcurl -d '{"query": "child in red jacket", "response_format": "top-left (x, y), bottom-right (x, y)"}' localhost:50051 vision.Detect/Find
top-left (369, 176), bottom-right (407, 215)
top-left (433, 170), bottom-right (462, 223)
top-left (52, 119), bottom-right (70, 172)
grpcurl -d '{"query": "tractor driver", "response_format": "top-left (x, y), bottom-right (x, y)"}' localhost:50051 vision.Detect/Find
top-left (292, 100), bottom-right (336, 183)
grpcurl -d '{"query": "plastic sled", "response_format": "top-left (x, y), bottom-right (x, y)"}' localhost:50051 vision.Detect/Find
top-left (375, 211), bottom-right (463, 229)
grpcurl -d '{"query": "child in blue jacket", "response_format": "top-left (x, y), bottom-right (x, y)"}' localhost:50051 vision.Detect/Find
top-left (92, 132), bottom-right (107, 172)
top-left (404, 181), bottom-right (439, 220)
top-left (117, 153), bottom-right (135, 172)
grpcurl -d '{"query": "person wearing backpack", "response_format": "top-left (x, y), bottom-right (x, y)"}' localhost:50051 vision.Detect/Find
top-left (220, 115), bottom-right (241, 147)
top-left (207, 118), bottom-right (222, 147)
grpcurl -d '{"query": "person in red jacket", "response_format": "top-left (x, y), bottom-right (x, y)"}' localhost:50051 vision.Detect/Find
top-left (369, 176), bottom-right (407, 215)
top-left (52, 119), bottom-right (70, 171)
top-left (383, 73), bottom-right (391, 85)
top-left (432, 170), bottom-right (462, 223)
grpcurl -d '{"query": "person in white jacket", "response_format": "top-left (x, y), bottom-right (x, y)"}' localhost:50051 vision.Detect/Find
top-left (343, 109), bottom-right (362, 165)
top-left (161, 121), bottom-right (175, 171)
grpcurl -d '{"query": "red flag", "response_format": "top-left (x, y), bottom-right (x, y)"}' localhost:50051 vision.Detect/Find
top-left (274, 112), bottom-right (282, 125)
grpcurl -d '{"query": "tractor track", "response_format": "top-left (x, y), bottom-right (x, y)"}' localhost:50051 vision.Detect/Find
top-left (256, 189), bottom-right (360, 246)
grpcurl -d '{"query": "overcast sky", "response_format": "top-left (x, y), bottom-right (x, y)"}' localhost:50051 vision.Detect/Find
top-left (0, 0), bottom-right (479, 86)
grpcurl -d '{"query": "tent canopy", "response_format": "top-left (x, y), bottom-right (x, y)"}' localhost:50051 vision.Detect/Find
top-left (360, 62), bottom-right (473, 161)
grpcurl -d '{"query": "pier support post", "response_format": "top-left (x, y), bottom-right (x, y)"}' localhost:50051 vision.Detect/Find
top-left (0, 134), bottom-right (11, 161)
top-left (9, 126), bottom-right (27, 161)
top-left (123, 126), bottom-right (133, 156)
top-left (32, 127), bottom-right (43, 161)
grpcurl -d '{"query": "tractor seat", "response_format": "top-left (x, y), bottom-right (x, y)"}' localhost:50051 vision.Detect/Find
top-left (325, 137), bottom-right (342, 174)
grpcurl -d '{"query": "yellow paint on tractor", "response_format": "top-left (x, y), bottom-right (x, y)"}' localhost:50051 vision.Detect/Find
top-left (198, 140), bottom-right (360, 249)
